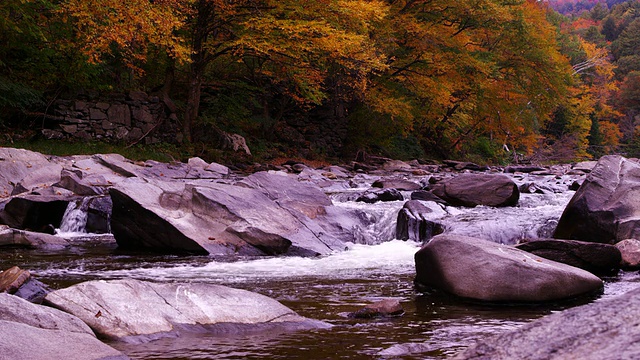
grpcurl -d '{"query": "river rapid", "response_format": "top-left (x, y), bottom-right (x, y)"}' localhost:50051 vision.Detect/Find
top-left (3, 170), bottom-right (640, 359)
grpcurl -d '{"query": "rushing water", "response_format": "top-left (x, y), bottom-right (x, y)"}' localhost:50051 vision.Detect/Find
top-left (3, 172), bottom-right (640, 359)
top-left (56, 197), bottom-right (91, 235)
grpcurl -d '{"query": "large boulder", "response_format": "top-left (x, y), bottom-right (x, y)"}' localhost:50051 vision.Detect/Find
top-left (455, 286), bottom-right (640, 360)
top-left (109, 176), bottom-right (344, 256)
top-left (431, 174), bottom-right (519, 207)
top-left (515, 238), bottom-right (621, 274)
top-left (414, 234), bottom-right (603, 302)
top-left (554, 155), bottom-right (640, 243)
top-left (395, 200), bottom-right (445, 243)
top-left (45, 279), bottom-right (330, 341)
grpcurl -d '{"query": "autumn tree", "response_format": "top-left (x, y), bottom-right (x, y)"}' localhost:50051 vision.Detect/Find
top-left (353, 0), bottom-right (572, 160)
top-left (60, 0), bottom-right (388, 143)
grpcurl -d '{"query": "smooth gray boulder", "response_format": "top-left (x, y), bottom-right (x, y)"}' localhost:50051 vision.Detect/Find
top-left (109, 177), bottom-right (343, 255)
top-left (554, 155), bottom-right (640, 243)
top-left (0, 320), bottom-right (128, 360)
top-left (455, 286), bottom-right (640, 360)
top-left (431, 174), bottom-right (519, 207)
top-left (414, 234), bottom-right (603, 302)
top-left (45, 279), bottom-right (330, 341)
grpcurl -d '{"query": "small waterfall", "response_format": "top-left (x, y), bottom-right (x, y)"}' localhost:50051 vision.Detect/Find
top-left (57, 198), bottom-right (91, 234)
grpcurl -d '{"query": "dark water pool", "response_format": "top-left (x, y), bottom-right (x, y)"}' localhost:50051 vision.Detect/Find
top-left (3, 239), bottom-right (637, 359)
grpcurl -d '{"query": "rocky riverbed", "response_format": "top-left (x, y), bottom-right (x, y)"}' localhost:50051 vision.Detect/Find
top-left (2, 147), bottom-right (640, 359)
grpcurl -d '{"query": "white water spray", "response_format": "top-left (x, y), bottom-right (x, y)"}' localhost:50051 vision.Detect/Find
top-left (56, 197), bottom-right (91, 235)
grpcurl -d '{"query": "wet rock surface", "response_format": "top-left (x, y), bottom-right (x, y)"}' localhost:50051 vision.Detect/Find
top-left (45, 279), bottom-right (331, 341)
top-left (455, 285), bottom-right (640, 360)
top-left (554, 155), bottom-right (640, 243)
top-left (515, 238), bottom-right (621, 274)
top-left (415, 234), bottom-right (603, 302)
top-left (430, 174), bottom-right (519, 207)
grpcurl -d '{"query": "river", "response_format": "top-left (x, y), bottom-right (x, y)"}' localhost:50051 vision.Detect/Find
top-left (2, 171), bottom-right (639, 359)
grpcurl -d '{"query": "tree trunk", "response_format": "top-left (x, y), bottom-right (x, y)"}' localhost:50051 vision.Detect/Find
top-left (182, 0), bottom-right (210, 144)
top-left (183, 68), bottom-right (202, 143)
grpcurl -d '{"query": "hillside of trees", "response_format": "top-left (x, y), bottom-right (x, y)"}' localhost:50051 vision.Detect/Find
top-left (1, 0), bottom-right (639, 164)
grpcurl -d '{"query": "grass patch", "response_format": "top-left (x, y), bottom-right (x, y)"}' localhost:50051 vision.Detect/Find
top-left (0, 138), bottom-right (187, 163)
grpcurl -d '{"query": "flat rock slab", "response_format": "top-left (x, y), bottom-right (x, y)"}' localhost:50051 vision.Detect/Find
top-left (0, 320), bottom-right (128, 360)
top-left (0, 293), bottom-right (92, 334)
top-left (0, 227), bottom-right (69, 249)
top-left (455, 286), bottom-right (640, 360)
top-left (415, 234), bottom-right (603, 302)
top-left (45, 279), bottom-right (330, 341)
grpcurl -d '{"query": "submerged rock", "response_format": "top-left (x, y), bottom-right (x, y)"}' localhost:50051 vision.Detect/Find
top-left (348, 299), bottom-right (404, 319)
top-left (45, 279), bottom-right (330, 341)
top-left (455, 286), bottom-right (640, 360)
top-left (414, 234), bottom-right (603, 302)
top-left (554, 155), bottom-right (640, 243)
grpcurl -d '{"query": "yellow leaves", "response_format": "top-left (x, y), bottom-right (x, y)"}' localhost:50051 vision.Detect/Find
top-left (60, 0), bottom-right (190, 70)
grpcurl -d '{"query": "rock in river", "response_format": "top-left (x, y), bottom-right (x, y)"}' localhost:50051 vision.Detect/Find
top-left (455, 286), bottom-right (640, 360)
top-left (414, 234), bottom-right (603, 302)
top-left (45, 279), bottom-right (330, 342)
top-left (554, 155), bottom-right (640, 243)
top-left (0, 293), bottom-right (127, 360)
top-left (109, 175), bottom-right (346, 256)
top-left (430, 174), bottom-right (519, 207)
top-left (515, 238), bottom-right (621, 274)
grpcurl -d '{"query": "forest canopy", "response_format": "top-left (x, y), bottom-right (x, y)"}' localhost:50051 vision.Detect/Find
top-left (1, 0), bottom-right (639, 163)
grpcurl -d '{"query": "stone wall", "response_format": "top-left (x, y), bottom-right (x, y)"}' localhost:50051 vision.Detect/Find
top-left (43, 91), bottom-right (180, 144)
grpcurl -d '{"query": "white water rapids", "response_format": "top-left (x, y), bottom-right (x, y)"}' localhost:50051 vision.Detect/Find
top-left (25, 172), bottom-right (631, 359)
